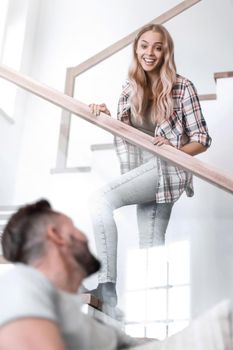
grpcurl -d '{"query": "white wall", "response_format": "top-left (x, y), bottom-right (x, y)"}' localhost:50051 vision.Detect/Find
top-left (0, 0), bottom-right (233, 320)
top-left (0, 0), bottom-right (40, 203)
top-left (189, 78), bottom-right (233, 317)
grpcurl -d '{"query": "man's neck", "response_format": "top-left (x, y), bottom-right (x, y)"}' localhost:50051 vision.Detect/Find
top-left (32, 254), bottom-right (83, 294)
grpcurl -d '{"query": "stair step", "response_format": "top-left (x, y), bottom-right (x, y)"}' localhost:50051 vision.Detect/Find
top-left (0, 206), bottom-right (18, 211)
top-left (90, 143), bottom-right (114, 151)
top-left (51, 166), bottom-right (91, 174)
top-left (0, 214), bottom-right (12, 220)
top-left (80, 293), bottom-right (102, 310)
top-left (199, 94), bottom-right (217, 101)
top-left (214, 71), bottom-right (233, 80)
top-left (80, 293), bottom-right (124, 325)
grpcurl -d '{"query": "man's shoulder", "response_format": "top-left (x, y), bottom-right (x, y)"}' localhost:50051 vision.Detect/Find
top-left (0, 264), bottom-right (57, 328)
top-left (0, 264), bottom-right (54, 291)
top-left (0, 264), bottom-right (31, 289)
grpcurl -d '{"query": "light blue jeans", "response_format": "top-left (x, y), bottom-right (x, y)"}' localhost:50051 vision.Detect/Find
top-left (89, 151), bottom-right (173, 283)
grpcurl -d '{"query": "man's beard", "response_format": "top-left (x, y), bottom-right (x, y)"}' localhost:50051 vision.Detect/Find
top-left (70, 236), bottom-right (101, 277)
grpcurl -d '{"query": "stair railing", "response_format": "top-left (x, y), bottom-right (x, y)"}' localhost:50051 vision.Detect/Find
top-left (1, 64), bottom-right (233, 195)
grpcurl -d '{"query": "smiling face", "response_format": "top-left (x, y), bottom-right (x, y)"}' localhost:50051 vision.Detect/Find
top-left (136, 30), bottom-right (164, 77)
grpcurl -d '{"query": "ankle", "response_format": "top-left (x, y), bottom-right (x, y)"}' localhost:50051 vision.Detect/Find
top-left (99, 282), bottom-right (116, 292)
top-left (98, 282), bottom-right (117, 307)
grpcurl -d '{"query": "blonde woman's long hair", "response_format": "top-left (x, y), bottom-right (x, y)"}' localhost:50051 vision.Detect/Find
top-left (128, 24), bottom-right (177, 124)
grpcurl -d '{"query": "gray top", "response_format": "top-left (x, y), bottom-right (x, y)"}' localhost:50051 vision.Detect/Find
top-left (0, 264), bottom-right (140, 350)
top-left (130, 102), bottom-right (156, 137)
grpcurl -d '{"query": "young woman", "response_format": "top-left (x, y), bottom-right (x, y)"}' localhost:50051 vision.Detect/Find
top-left (89, 24), bottom-right (211, 306)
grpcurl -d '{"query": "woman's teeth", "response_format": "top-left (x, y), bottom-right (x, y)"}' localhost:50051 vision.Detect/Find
top-left (143, 58), bottom-right (156, 64)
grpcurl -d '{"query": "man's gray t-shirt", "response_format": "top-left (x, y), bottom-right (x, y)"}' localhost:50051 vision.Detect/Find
top-left (0, 264), bottom-right (139, 350)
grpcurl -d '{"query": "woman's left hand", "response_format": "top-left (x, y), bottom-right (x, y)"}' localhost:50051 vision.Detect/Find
top-left (153, 136), bottom-right (172, 146)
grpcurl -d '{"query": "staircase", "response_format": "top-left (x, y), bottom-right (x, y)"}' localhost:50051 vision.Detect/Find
top-left (0, 0), bottom-right (233, 340)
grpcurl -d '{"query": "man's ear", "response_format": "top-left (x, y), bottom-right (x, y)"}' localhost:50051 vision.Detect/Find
top-left (47, 225), bottom-right (66, 246)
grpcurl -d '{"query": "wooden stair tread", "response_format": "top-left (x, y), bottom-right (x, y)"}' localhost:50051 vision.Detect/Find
top-left (80, 293), bottom-right (124, 323)
top-left (199, 93), bottom-right (217, 101)
top-left (80, 293), bottom-right (103, 310)
top-left (51, 166), bottom-right (91, 174)
top-left (214, 71), bottom-right (233, 80)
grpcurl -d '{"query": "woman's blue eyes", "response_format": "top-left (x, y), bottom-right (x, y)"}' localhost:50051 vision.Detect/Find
top-left (140, 45), bottom-right (162, 51)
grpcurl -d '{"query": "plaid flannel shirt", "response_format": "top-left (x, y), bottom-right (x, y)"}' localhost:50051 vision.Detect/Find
top-left (114, 74), bottom-right (212, 203)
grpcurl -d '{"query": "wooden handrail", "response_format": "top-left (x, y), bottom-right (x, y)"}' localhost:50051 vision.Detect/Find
top-left (70, 0), bottom-right (201, 77)
top-left (1, 64), bottom-right (233, 195)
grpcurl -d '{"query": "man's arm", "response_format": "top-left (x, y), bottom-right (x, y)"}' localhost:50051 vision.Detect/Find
top-left (0, 318), bottom-right (67, 350)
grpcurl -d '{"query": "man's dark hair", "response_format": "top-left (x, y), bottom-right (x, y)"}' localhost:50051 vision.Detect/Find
top-left (2, 199), bottom-right (57, 263)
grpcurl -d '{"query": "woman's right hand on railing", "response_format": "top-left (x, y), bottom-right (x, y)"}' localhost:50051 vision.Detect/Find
top-left (89, 103), bottom-right (111, 116)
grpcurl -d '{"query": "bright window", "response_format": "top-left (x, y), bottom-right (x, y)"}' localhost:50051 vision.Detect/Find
top-left (124, 241), bottom-right (190, 339)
